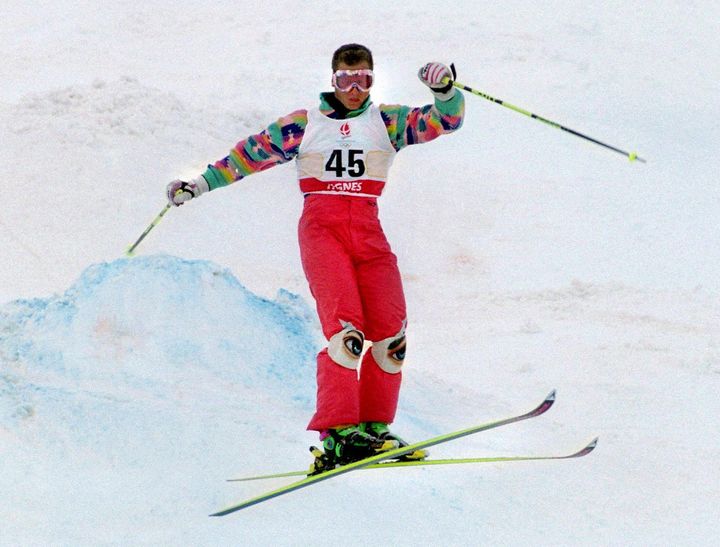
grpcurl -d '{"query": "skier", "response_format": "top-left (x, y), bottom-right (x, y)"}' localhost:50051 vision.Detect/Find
top-left (167, 44), bottom-right (464, 470)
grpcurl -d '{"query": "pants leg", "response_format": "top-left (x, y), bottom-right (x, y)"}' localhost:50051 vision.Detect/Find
top-left (355, 228), bottom-right (407, 424)
top-left (299, 208), bottom-right (364, 431)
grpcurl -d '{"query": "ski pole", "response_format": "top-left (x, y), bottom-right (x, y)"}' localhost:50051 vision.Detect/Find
top-left (444, 77), bottom-right (646, 163)
top-left (125, 203), bottom-right (172, 257)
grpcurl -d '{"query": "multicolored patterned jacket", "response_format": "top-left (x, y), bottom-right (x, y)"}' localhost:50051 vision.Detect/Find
top-left (201, 91), bottom-right (465, 190)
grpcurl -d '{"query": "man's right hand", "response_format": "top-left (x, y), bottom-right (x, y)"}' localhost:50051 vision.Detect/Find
top-left (166, 176), bottom-right (209, 206)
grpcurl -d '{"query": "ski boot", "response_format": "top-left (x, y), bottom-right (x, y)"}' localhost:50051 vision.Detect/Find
top-left (361, 422), bottom-right (428, 461)
top-left (307, 426), bottom-right (399, 476)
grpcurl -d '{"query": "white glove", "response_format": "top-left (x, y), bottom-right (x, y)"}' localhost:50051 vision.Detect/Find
top-left (166, 176), bottom-right (209, 206)
top-left (418, 62), bottom-right (456, 101)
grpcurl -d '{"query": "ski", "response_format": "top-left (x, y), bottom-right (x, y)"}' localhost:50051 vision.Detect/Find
top-left (227, 437), bottom-right (598, 482)
top-left (210, 389), bottom-right (556, 516)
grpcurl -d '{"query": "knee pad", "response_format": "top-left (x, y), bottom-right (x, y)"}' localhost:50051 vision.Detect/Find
top-left (371, 322), bottom-right (407, 374)
top-left (328, 321), bottom-right (365, 370)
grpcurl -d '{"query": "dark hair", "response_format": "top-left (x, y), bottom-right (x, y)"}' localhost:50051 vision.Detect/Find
top-left (332, 43), bottom-right (374, 70)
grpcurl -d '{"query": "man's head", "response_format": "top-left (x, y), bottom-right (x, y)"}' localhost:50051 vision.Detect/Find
top-left (332, 43), bottom-right (374, 71)
top-left (331, 43), bottom-right (374, 110)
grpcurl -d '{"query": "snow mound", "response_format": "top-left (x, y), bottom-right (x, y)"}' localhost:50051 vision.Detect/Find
top-left (0, 254), bottom-right (318, 427)
top-left (0, 255), bottom-right (321, 542)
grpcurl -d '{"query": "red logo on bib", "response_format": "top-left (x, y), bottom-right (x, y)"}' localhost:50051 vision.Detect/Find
top-left (340, 122), bottom-right (351, 137)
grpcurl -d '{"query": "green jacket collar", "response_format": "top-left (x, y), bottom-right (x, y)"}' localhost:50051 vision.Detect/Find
top-left (319, 92), bottom-right (371, 119)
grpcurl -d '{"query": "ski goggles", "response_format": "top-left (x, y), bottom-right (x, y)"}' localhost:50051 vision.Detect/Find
top-left (332, 69), bottom-right (374, 92)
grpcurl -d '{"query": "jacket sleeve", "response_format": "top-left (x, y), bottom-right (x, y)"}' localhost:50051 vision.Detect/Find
top-left (202, 110), bottom-right (308, 190)
top-left (379, 91), bottom-right (464, 152)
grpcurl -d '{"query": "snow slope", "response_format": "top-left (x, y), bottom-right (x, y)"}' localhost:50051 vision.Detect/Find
top-left (1, 255), bottom-right (323, 543)
top-left (2, 1), bottom-right (719, 545)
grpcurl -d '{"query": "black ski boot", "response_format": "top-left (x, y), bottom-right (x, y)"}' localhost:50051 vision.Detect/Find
top-left (361, 422), bottom-right (428, 461)
top-left (308, 426), bottom-right (399, 475)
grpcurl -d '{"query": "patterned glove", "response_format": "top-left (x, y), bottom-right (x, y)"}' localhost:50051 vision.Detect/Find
top-left (166, 176), bottom-right (209, 207)
top-left (418, 62), bottom-right (457, 101)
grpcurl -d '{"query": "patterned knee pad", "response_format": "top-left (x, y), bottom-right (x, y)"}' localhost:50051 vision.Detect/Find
top-left (370, 323), bottom-right (407, 374)
top-left (327, 321), bottom-right (365, 369)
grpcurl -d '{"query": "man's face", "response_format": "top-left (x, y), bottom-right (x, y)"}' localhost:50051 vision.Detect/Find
top-left (333, 61), bottom-right (372, 110)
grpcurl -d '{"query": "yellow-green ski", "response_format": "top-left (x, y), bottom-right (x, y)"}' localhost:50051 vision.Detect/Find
top-left (211, 390), bottom-right (558, 516)
top-left (228, 437), bottom-right (598, 482)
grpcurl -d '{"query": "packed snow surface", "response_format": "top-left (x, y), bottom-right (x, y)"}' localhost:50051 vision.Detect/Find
top-left (2, 1), bottom-right (719, 545)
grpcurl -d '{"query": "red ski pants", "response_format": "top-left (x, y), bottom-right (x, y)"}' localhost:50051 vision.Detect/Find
top-left (299, 195), bottom-right (407, 431)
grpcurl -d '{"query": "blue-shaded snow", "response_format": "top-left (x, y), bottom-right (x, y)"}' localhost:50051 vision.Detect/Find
top-left (0, 255), bottom-right (319, 425)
